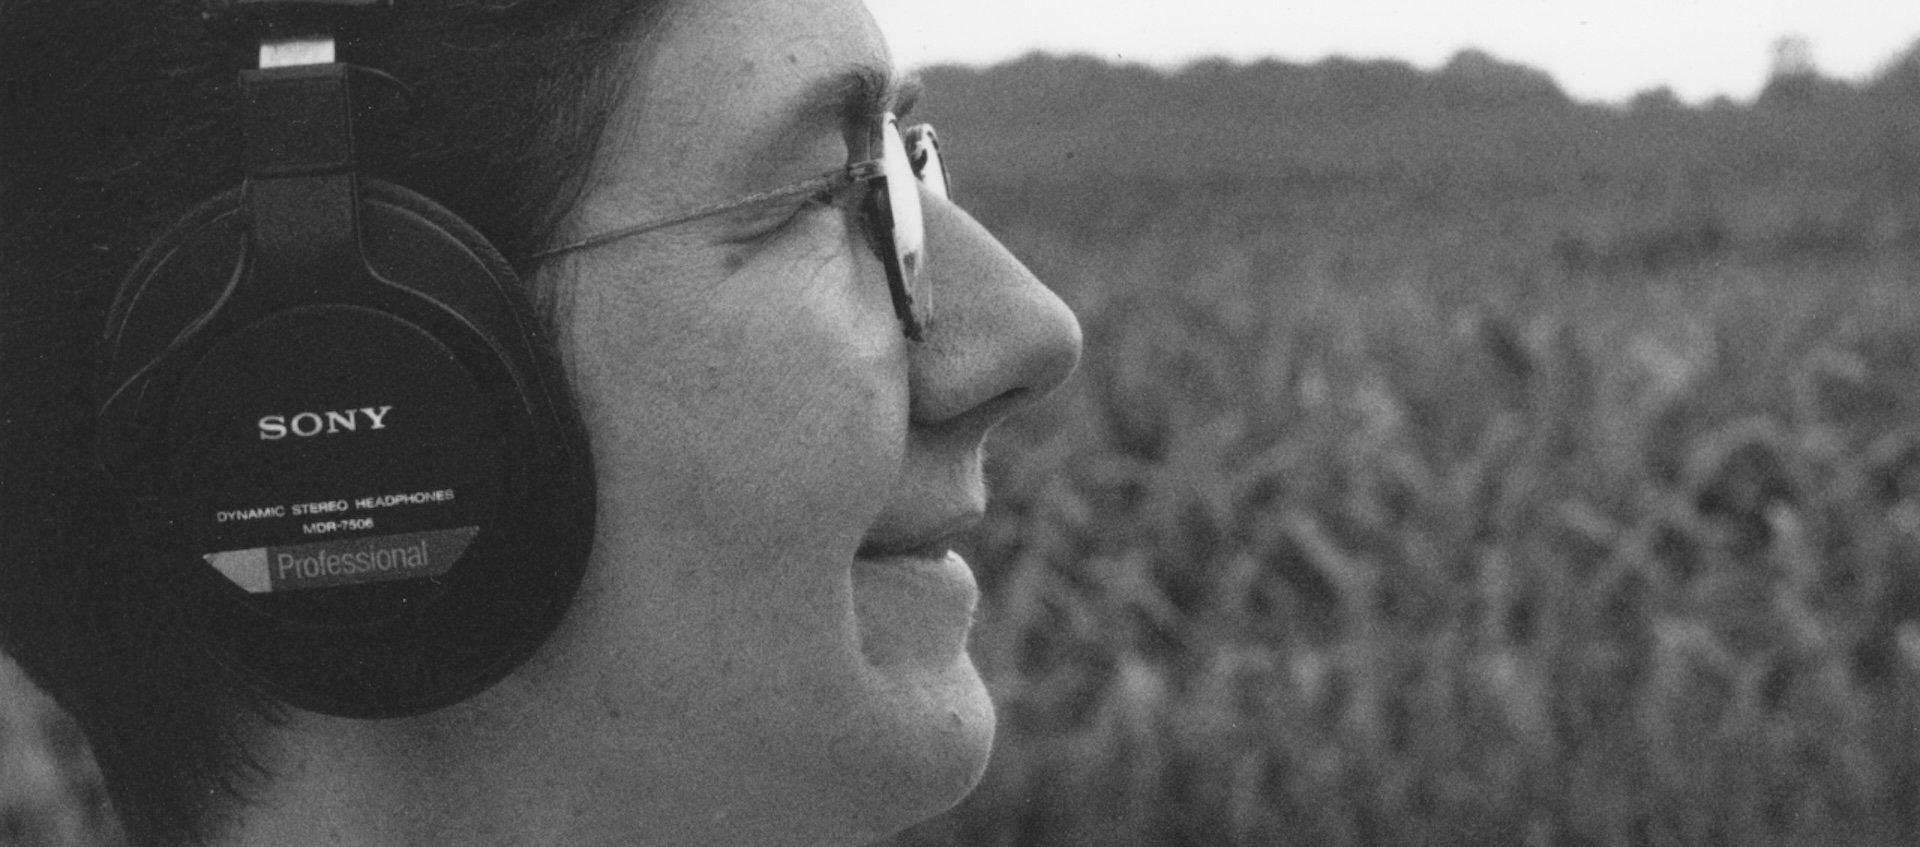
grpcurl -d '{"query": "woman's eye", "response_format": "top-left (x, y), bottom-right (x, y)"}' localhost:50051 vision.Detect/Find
top-left (724, 189), bottom-right (841, 246)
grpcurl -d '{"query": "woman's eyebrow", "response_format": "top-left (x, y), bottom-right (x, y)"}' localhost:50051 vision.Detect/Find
top-left (733, 65), bottom-right (923, 191)
top-left (783, 64), bottom-right (925, 138)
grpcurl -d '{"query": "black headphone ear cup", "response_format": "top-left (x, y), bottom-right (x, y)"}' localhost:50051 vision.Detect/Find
top-left (359, 180), bottom-right (532, 338)
top-left (100, 187), bottom-right (246, 392)
top-left (97, 178), bottom-right (595, 718)
top-left (355, 178), bottom-right (587, 485)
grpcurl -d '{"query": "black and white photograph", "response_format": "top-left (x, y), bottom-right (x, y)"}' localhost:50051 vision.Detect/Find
top-left (6, 1), bottom-right (1920, 845)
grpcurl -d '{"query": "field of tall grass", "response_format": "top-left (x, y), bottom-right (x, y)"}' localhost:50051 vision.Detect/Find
top-left (881, 151), bottom-right (1920, 845)
top-left (7, 56), bottom-right (1920, 847)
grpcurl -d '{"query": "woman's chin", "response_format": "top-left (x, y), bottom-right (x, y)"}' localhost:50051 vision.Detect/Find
top-left (828, 662), bottom-right (996, 838)
top-left (837, 551), bottom-right (996, 830)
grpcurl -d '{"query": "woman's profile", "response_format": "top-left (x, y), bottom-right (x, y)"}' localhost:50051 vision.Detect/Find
top-left (0, 1), bottom-right (1081, 845)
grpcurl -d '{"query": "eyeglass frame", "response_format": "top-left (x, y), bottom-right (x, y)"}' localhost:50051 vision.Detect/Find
top-left (523, 112), bottom-right (949, 342)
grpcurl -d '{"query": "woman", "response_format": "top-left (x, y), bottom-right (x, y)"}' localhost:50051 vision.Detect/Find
top-left (0, 0), bottom-right (1081, 845)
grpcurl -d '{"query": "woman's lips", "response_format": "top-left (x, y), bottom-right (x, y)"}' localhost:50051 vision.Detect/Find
top-left (849, 548), bottom-right (980, 670)
top-left (855, 509), bottom-right (983, 560)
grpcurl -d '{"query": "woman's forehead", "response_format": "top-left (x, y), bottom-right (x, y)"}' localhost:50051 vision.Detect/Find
top-left (644, 0), bottom-right (894, 117)
top-left (583, 0), bottom-right (901, 219)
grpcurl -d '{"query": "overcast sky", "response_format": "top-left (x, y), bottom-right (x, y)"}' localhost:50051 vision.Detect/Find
top-left (864, 0), bottom-right (1920, 104)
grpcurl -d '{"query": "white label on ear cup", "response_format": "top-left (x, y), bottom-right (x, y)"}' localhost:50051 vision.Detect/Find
top-left (203, 527), bottom-right (477, 594)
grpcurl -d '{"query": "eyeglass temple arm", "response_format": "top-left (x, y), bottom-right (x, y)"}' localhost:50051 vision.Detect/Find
top-left (525, 160), bottom-right (885, 265)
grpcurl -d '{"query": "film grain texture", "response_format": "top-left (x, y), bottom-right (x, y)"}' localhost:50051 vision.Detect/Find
top-left (10, 43), bottom-right (1920, 847)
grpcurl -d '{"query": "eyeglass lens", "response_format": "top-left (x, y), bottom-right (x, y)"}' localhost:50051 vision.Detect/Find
top-left (873, 114), bottom-right (950, 341)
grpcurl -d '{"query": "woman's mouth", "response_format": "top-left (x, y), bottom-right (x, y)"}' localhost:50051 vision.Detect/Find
top-left (850, 515), bottom-right (982, 670)
top-left (854, 509), bottom-right (983, 561)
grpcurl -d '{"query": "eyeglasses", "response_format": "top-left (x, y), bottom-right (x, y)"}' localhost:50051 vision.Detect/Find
top-left (526, 113), bottom-right (951, 341)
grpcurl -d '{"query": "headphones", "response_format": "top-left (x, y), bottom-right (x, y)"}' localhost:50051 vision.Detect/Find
top-left (93, 0), bottom-right (596, 718)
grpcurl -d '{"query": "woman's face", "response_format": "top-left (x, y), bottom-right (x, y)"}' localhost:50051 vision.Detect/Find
top-left (514, 0), bottom-right (1079, 842)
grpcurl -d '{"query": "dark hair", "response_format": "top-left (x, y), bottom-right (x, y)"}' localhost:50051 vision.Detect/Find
top-left (0, 1), bottom-right (660, 843)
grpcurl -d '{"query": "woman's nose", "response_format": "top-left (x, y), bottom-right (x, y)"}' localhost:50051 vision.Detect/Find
top-left (908, 191), bottom-right (1082, 429)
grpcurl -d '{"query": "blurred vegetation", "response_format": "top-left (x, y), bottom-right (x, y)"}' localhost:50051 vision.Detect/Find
top-left (10, 38), bottom-right (1920, 847)
top-left (886, 41), bottom-right (1920, 847)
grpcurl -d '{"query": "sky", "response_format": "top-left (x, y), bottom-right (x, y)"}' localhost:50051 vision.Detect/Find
top-left (864, 0), bottom-right (1920, 104)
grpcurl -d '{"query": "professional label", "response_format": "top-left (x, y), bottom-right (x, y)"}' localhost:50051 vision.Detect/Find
top-left (203, 527), bottom-right (477, 594)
